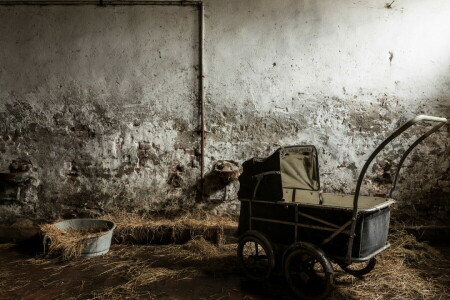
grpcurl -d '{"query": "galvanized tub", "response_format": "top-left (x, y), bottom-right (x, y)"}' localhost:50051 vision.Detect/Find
top-left (53, 219), bottom-right (116, 257)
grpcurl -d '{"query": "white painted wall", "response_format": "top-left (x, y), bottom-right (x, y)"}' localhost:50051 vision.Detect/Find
top-left (204, 0), bottom-right (450, 207)
top-left (0, 0), bottom-right (449, 221)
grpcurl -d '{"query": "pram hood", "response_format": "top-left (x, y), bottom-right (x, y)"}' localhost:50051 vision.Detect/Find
top-left (238, 145), bottom-right (320, 202)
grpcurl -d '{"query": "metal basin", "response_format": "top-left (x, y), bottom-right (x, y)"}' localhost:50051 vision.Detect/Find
top-left (53, 219), bottom-right (116, 257)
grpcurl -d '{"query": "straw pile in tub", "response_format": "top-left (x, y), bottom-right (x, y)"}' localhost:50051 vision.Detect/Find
top-left (40, 223), bottom-right (109, 260)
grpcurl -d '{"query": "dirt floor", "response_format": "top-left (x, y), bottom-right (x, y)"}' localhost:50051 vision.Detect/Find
top-left (0, 232), bottom-right (449, 300)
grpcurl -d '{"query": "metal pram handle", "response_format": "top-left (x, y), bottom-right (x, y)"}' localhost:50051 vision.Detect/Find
top-left (345, 114), bottom-right (448, 264)
top-left (389, 116), bottom-right (448, 198)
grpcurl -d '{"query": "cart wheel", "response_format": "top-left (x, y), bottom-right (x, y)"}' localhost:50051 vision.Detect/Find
top-left (338, 257), bottom-right (376, 277)
top-left (284, 246), bottom-right (333, 300)
top-left (237, 231), bottom-right (275, 281)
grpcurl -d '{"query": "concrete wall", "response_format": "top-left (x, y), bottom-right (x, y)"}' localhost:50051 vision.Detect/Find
top-left (0, 0), bottom-right (449, 224)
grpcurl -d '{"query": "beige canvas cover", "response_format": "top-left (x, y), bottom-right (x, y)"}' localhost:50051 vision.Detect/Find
top-left (281, 148), bottom-right (319, 190)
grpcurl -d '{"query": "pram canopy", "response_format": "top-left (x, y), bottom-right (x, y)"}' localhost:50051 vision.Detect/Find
top-left (238, 145), bottom-right (320, 202)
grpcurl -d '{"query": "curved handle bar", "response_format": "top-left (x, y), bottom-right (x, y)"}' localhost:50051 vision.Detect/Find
top-left (389, 121), bottom-right (447, 198)
top-left (345, 115), bottom-right (447, 263)
top-left (354, 115), bottom-right (447, 211)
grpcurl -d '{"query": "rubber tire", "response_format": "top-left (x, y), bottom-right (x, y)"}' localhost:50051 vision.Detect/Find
top-left (338, 257), bottom-right (377, 277)
top-left (284, 246), bottom-right (334, 300)
top-left (237, 231), bottom-right (275, 281)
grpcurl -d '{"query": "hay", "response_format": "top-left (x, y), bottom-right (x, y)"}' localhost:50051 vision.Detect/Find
top-left (150, 237), bottom-right (238, 277)
top-left (1, 243), bottom-right (199, 300)
top-left (1, 228), bottom-right (448, 299)
top-left (387, 229), bottom-right (444, 265)
top-left (86, 246), bottom-right (204, 299)
top-left (102, 210), bottom-right (237, 245)
top-left (332, 229), bottom-right (450, 299)
top-left (152, 237), bottom-right (233, 260)
top-left (86, 239), bottom-right (237, 299)
top-left (126, 266), bottom-right (193, 287)
top-left (40, 224), bottom-right (107, 260)
top-left (90, 264), bottom-right (195, 300)
top-left (150, 237), bottom-right (230, 262)
top-left (182, 237), bottom-right (221, 258)
top-left (0, 268), bottom-right (12, 290)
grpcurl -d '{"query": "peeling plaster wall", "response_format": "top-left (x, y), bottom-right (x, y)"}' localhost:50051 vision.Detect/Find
top-left (0, 0), bottom-right (449, 224)
top-left (205, 0), bottom-right (450, 221)
top-left (0, 5), bottom-right (201, 222)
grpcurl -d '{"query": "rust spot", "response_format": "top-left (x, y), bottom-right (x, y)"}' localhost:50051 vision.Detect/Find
top-left (214, 160), bottom-right (242, 183)
top-left (167, 164), bottom-right (185, 188)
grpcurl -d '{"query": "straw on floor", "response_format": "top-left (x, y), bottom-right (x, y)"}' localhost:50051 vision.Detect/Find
top-left (331, 229), bottom-right (449, 299)
top-left (8, 223), bottom-right (448, 299)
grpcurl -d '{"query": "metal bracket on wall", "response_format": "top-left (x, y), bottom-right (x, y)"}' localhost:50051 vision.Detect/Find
top-left (0, 0), bottom-right (207, 195)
